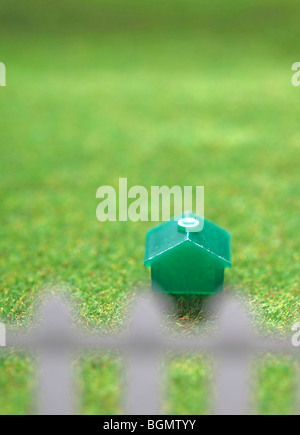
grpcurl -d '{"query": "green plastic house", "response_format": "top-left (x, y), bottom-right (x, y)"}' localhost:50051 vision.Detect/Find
top-left (144, 213), bottom-right (231, 295)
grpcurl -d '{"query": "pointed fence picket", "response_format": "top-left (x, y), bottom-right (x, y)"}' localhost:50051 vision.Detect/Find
top-left (1, 292), bottom-right (298, 415)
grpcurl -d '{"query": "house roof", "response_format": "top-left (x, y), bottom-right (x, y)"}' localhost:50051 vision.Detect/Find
top-left (144, 214), bottom-right (231, 268)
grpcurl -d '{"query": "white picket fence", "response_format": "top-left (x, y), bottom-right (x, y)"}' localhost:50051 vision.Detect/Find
top-left (0, 292), bottom-right (298, 415)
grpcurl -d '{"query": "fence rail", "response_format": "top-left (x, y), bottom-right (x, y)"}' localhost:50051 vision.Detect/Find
top-left (0, 292), bottom-right (298, 415)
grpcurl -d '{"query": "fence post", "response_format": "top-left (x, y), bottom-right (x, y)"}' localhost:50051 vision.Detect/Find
top-left (35, 296), bottom-right (75, 416)
top-left (3, 291), bottom-right (298, 415)
top-left (125, 294), bottom-right (165, 415)
top-left (214, 298), bottom-right (253, 415)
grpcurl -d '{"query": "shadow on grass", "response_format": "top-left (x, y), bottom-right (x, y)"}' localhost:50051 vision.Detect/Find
top-left (165, 294), bottom-right (223, 327)
top-left (170, 295), bottom-right (208, 318)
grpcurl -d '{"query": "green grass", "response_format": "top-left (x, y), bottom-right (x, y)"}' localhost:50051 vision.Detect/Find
top-left (0, 1), bottom-right (300, 413)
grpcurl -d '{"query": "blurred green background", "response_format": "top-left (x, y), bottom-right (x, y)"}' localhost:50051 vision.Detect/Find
top-left (0, 0), bottom-right (299, 415)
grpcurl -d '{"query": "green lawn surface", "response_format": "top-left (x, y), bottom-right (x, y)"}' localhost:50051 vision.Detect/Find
top-left (0, 0), bottom-right (299, 414)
